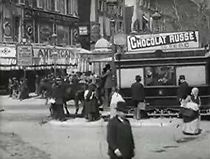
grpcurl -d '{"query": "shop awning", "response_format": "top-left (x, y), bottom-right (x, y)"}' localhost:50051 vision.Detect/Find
top-left (90, 57), bottom-right (112, 62)
top-left (0, 44), bottom-right (90, 71)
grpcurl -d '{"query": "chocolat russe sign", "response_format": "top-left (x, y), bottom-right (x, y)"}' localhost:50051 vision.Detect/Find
top-left (127, 31), bottom-right (199, 51)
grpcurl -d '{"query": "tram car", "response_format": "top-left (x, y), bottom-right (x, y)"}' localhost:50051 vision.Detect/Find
top-left (115, 32), bottom-right (210, 117)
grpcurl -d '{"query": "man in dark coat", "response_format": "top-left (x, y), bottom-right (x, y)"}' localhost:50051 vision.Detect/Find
top-left (35, 74), bottom-right (40, 95)
top-left (177, 75), bottom-right (189, 103)
top-left (84, 83), bottom-right (99, 121)
top-left (51, 78), bottom-right (66, 121)
top-left (102, 64), bottom-right (113, 109)
top-left (131, 75), bottom-right (147, 119)
top-left (107, 102), bottom-right (135, 159)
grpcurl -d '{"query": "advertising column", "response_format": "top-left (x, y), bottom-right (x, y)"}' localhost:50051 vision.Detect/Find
top-left (16, 42), bottom-right (33, 79)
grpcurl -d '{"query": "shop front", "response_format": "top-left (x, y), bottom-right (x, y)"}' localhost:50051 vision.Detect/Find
top-left (0, 44), bottom-right (89, 93)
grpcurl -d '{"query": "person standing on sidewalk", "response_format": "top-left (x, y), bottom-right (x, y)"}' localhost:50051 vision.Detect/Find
top-left (107, 102), bottom-right (135, 159)
top-left (110, 87), bottom-right (125, 118)
top-left (131, 75), bottom-right (147, 120)
top-left (35, 74), bottom-right (40, 95)
top-left (177, 75), bottom-right (190, 105)
top-left (102, 64), bottom-right (113, 109)
top-left (51, 78), bottom-right (66, 121)
top-left (84, 83), bottom-right (100, 121)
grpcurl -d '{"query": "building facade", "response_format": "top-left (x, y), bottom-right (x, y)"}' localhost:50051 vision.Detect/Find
top-left (77, 0), bottom-right (125, 74)
top-left (90, 0), bottom-right (125, 49)
top-left (0, 0), bottom-right (79, 46)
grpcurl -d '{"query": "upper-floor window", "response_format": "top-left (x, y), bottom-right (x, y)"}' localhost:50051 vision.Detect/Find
top-left (67, 0), bottom-right (78, 16)
top-left (67, 0), bottom-right (73, 14)
top-left (98, 0), bottom-right (104, 12)
top-left (72, 0), bottom-right (78, 16)
top-left (43, 0), bottom-right (52, 11)
top-left (37, 0), bottom-right (44, 8)
top-left (55, 0), bottom-right (66, 14)
top-left (55, 0), bottom-right (59, 11)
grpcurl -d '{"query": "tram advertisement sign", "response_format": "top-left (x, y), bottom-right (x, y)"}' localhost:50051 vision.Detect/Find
top-left (127, 31), bottom-right (199, 51)
top-left (16, 43), bottom-right (33, 66)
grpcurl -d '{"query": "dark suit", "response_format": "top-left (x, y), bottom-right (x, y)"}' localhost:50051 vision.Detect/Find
top-left (51, 83), bottom-right (65, 120)
top-left (131, 81), bottom-right (147, 119)
top-left (177, 81), bottom-right (189, 101)
top-left (107, 116), bottom-right (135, 159)
top-left (131, 82), bottom-right (145, 102)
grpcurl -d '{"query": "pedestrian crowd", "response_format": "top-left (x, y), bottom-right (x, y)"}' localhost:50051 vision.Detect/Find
top-left (8, 77), bottom-right (29, 100)
top-left (7, 68), bottom-right (204, 159)
top-left (33, 64), bottom-right (113, 122)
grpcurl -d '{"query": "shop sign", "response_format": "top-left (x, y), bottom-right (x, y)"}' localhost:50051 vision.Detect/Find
top-left (0, 46), bottom-right (16, 58)
top-left (79, 26), bottom-right (88, 35)
top-left (0, 58), bottom-right (16, 65)
top-left (127, 31), bottom-right (199, 51)
top-left (33, 47), bottom-right (76, 65)
top-left (16, 43), bottom-right (33, 66)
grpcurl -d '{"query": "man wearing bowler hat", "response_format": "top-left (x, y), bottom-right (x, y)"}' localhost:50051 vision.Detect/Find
top-left (51, 77), bottom-right (66, 121)
top-left (131, 75), bottom-right (147, 119)
top-left (107, 102), bottom-right (135, 159)
top-left (177, 75), bottom-right (190, 104)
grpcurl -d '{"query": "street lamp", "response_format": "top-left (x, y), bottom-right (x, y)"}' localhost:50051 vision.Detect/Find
top-left (20, 37), bottom-right (29, 80)
top-left (110, 18), bottom-right (117, 88)
top-left (51, 33), bottom-right (58, 77)
top-left (115, 51), bottom-right (122, 89)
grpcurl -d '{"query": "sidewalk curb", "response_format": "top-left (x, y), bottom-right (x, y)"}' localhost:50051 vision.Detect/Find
top-left (47, 118), bottom-right (182, 127)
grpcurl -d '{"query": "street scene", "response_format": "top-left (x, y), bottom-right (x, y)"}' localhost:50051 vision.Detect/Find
top-left (1, 0), bottom-right (210, 159)
top-left (1, 95), bottom-right (210, 159)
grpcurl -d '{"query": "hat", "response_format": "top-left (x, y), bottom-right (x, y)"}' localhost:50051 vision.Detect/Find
top-left (135, 75), bottom-right (141, 81)
top-left (179, 75), bottom-right (185, 80)
top-left (116, 101), bottom-right (127, 113)
top-left (191, 87), bottom-right (199, 95)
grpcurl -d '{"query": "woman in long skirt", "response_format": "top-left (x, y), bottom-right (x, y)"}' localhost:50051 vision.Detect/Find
top-left (182, 87), bottom-right (201, 135)
top-left (84, 83), bottom-right (99, 121)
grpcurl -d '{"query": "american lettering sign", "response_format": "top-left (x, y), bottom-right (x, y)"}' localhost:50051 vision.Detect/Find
top-left (127, 31), bottom-right (199, 51)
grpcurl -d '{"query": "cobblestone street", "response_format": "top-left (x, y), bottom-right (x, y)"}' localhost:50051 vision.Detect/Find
top-left (0, 95), bottom-right (210, 159)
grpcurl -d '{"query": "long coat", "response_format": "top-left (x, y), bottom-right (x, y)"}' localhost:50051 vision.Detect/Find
top-left (51, 83), bottom-right (65, 120)
top-left (177, 81), bottom-right (189, 101)
top-left (107, 116), bottom-right (135, 159)
top-left (103, 69), bottom-right (112, 89)
top-left (131, 82), bottom-right (145, 102)
top-left (84, 90), bottom-right (98, 114)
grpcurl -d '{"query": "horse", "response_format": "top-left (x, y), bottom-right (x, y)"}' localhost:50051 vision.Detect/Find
top-left (39, 78), bottom-right (53, 98)
top-left (63, 82), bottom-right (88, 115)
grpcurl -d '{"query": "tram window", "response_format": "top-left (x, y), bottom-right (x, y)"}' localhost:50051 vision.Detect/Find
top-left (118, 68), bottom-right (144, 88)
top-left (144, 66), bottom-right (176, 86)
top-left (176, 66), bottom-right (206, 85)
